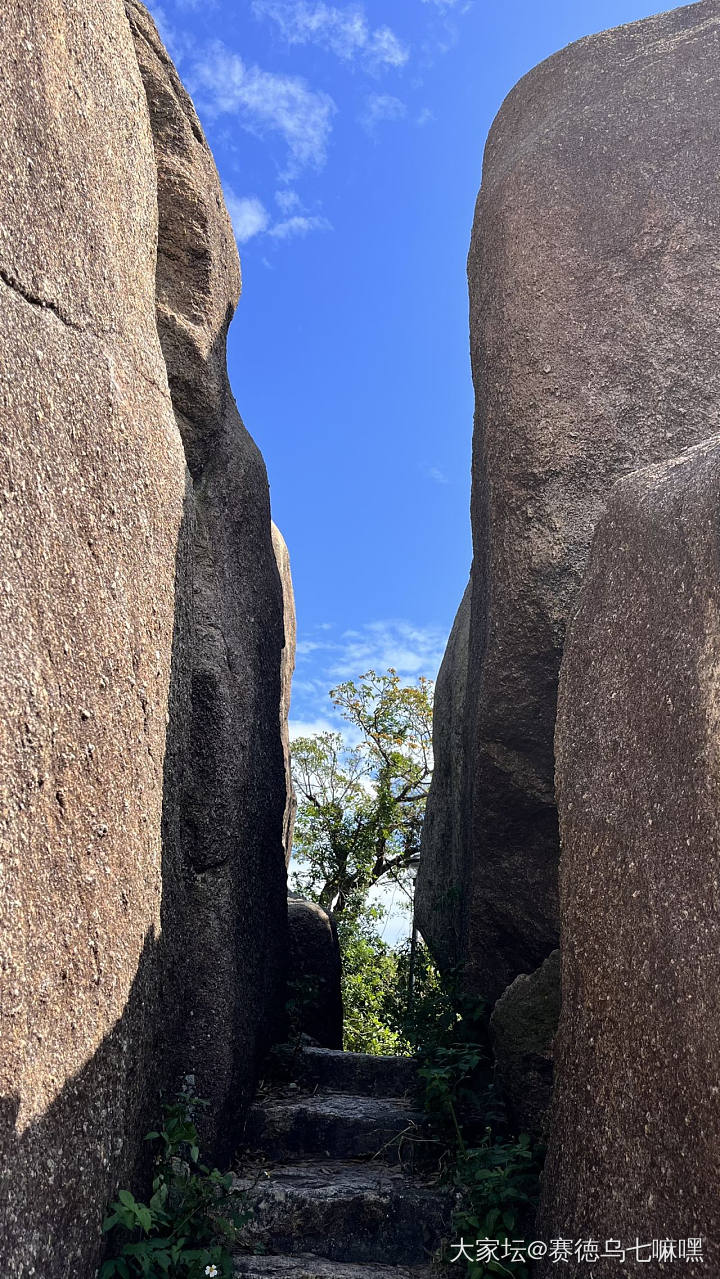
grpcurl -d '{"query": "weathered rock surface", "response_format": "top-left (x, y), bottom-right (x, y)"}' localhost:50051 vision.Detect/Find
top-left (287, 897), bottom-right (343, 1049)
top-left (272, 522), bottom-right (297, 863)
top-left (129, 0), bottom-right (288, 1158)
top-left (235, 1161), bottom-right (448, 1266)
top-left (490, 949), bottom-right (560, 1141)
top-left (0, 2), bottom-right (288, 1274)
top-left (235, 1048), bottom-right (447, 1274)
top-left (244, 1092), bottom-right (425, 1165)
top-left (235, 1256), bottom-right (434, 1278)
top-left (417, 0), bottom-right (720, 1003)
top-left (296, 1047), bottom-right (418, 1098)
top-left (538, 434), bottom-right (720, 1275)
top-left (414, 582), bottom-right (470, 973)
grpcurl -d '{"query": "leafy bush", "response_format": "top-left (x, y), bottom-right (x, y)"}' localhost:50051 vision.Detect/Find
top-left (451, 1133), bottom-right (540, 1279)
top-left (410, 977), bottom-right (543, 1279)
top-left (101, 1088), bottom-right (250, 1278)
top-left (338, 911), bottom-right (406, 1054)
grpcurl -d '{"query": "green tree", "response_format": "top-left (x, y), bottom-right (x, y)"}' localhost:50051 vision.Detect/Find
top-left (290, 668), bottom-right (434, 1054)
top-left (290, 668), bottom-right (433, 919)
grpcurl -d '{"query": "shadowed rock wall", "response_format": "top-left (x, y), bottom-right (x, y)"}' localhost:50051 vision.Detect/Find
top-left (416, 0), bottom-right (720, 1004)
top-left (0, 2), bottom-right (288, 1274)
top-left (415, 581), bottom-right (470, 974)
top-left (126, 0), bottom-right (288, 1159)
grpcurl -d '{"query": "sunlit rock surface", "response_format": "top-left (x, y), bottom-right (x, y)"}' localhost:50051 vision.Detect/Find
top-left (539, 433), bottom-right (720, 1274)
top-left (0, 3), bottom-right (288, 1273)
top-left (417, 0), bottom-right (720, 1003)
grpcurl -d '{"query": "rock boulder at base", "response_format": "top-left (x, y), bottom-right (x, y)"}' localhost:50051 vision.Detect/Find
top-left (490, 949), bottom-right (560, 1142)
top-left (538, 433), bottom-right (720, 1275)
top-left (417, 0), bottom-right (720, 1003)
top-left (287, 898), bottom-right (343, 1049)
top-left (0, 3), bottom-right (288, 1274)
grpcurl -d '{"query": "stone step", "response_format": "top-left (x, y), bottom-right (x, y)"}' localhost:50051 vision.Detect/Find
top-left (243, 1093), bottom-right (426, 1166)
top-left (296, 1048), bottom-right (418, 1098)
top-left (233, 1160), bottom-right (451, 1267)
top-left (234, 1254), bottom-right (434, 1278)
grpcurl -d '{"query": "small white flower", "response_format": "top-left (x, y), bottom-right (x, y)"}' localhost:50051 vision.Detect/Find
top-left (205, 1267), bottom-right (219, 1278)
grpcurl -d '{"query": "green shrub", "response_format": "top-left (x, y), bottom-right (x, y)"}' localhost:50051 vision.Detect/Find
top-left (411, 979), bottom-right (543, 1279)
top-left (101, 1088), bottom-right (250, 1279)
top-left (338, 912), bottom-right (406, 1054)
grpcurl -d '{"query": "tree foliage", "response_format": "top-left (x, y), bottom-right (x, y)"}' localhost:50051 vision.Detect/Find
top-left (290, 668), bottom-right (433, 919)
top-left (289, 668), bottom-right (434, 1054)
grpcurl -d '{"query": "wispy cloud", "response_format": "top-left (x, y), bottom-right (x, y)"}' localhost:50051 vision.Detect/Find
top-left (252, 0), bottom-right (408, 72)
top-left (289, 620), bottom-right (446, 751)
top-left (330, 620), bottom-right (446, 679)
top-left (222, 189), bottom-right (332, 245)
top-left (268, 214), bottom-right (332, 240)
top-left (289, 716), bottom-right (342, 740)
top-left (359, 93), bottom-right (407, 134)
top-left (225, 192), bottom-right (269, 243)
top-left (189, 42), bottom-right (336, 174)
top-left (275, 189), bottom-right (304, 214)
top-left (294, 619), bottom-right (447, 683)
top-left (426, 466), bottom-right (450, 485)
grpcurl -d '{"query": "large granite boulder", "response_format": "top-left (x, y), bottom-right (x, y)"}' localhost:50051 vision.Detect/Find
top-left (128, 0), bottom-right (288, 1158)
top-left (417, 0), bottom-right (720, 1003)
top-left (0, 3), bottom-right (288, 1274)
top-left (287, 898), bottom-right (343, 1050)
top-left (414, 581), bottom-right (470, 973)
top-left (538, 433), bottom-right (720, 1274)
top-left (490, 949), bottom-right (560, 1142)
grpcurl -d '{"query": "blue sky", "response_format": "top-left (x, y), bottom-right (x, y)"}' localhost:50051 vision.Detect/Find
top-left (149, 0), bottom-right (671, 738)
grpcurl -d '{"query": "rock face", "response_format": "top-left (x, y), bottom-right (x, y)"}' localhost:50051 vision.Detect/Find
top-left (538, 435), bottom-right (720, 1274)
top-left (417, 0), bottom-right (720, 1003)
top-left (0, 3), bottom-right (288, 1275)
top-left (414, 582), bottom-right (470, 973)
top-left (490, 949), bottom-right (560, 1142)
top-left (235, 1047), bottom-right (448, 1272)
top-left (287, 898), bottom-right (343, 1049)
top-left (272, 522), bottom-right (297, 863)
top-left (125, 0), bottom-right (288, 1157)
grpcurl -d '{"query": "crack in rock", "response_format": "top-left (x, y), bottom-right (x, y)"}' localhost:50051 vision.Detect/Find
top-left (0, 268), bottom-right (84, 332)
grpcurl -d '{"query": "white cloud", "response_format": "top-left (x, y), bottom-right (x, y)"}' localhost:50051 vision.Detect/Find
top-left (252, 0), bottom-right (408, 72)
top-left (296, 641), bottom-right (324, 657)
top-left (222, 188), bottom-right (330, 246)
top-left (295, 619), bottom-right (446, 682)
top-left (330, 620), bottom-right (446, 679)
top-left (289, 619), bottom-right (446, 736)
top-left (275, 189), bottom-right (304, 214)
top-left (225, 192), bottom-right (269, 243)
top-left (189, 42), bottom-right (336, 174)
top-left (289, 716), bottom-right (341, 740)
top-left (426, 465), bottom-right (449, 485)
top-left (359, 93), bottom-right (407, 134)
top-left (268, 214), bottom-right (333, 240)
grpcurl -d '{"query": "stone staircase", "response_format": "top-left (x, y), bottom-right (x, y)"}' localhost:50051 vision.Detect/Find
top-left (232, 1047), bottom-right (452, 1278)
